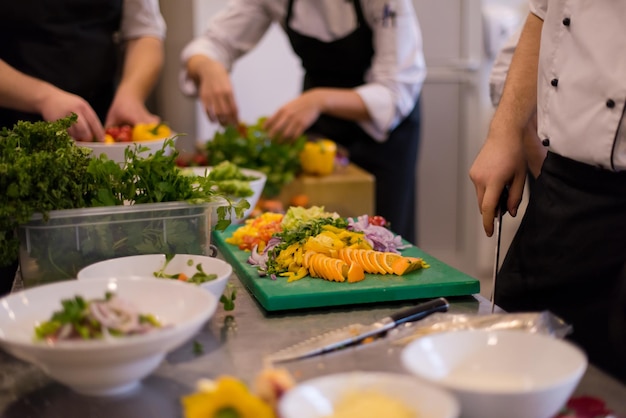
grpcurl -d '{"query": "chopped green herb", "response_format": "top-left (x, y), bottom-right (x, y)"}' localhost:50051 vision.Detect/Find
top-left (192, 340), bottom-right (204, 355)
top-left (220, 283), bottom-right (237, 311)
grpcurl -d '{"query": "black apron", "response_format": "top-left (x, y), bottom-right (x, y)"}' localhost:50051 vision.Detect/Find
top-left (0, 0), bottom-right (123, 129)
top-left (496, 151), bottom-right (626, 383)
top-left (0, 0), bottom-right (122, 294)
top-left (285, 0), bottom-right (422, 244)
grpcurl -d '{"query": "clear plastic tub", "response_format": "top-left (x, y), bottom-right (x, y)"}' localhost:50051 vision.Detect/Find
top-left (18, 201), bottom-right (215, 287)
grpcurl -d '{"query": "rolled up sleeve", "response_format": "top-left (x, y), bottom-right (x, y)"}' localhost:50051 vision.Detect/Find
top-left (119, 0), bottom-right (166, 41)
top-left (360, 0), bottom-right (426, 142)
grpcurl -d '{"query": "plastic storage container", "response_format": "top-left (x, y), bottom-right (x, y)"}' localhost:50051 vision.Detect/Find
top-left (18, 201), bottom-right (215, 287)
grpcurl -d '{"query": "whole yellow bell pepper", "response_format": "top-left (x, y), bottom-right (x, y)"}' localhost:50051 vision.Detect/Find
top-left (132, 122), bottom-right (172, 142)
top-left (299, 139), bottom-right (337, 176)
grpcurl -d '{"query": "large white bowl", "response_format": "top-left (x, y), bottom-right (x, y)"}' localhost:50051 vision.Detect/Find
top-left (77, 254), bottom-right (232, 299)
top-left (401, 330), bottom-right (587, 418)
top-left (77, 137), bottom-right (176, 164)
top-left (278, 371), bottom-right (459, 418)
top-left (0, 277), bottom-right (217, 396)
top-left (187, 166), bottom-right (267, 224)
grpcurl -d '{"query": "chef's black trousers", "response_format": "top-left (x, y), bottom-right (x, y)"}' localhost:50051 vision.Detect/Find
top-left (495, 151), bottom-right (626, 384)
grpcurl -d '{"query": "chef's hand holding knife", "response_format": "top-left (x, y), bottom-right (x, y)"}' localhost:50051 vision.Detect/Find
top-left (469, 121), bottom-right (528, 236)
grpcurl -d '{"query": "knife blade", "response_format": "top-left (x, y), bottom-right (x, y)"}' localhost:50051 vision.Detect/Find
top-left (491, 187), bottom-right (509, 313)
top-left (266, 297), bottom-right (449, 363)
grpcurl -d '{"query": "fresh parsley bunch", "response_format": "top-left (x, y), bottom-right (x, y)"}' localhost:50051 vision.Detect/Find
top-left (205, 118), bottom-right (306, 198)
top-left (0, 114), bottom-right (247, 269)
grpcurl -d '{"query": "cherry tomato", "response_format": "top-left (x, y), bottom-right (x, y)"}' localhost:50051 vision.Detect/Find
top-left (192, 153), bottom-right (208, 166)
top-left (105, 126), bottom-right (120, 139)
top-left (369, 215), bottom-right (387, 227)
top-left (116, 125), bottom-right (133, 142)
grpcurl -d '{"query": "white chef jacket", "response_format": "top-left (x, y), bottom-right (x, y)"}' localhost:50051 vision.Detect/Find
top-left (531, 0), bottom-right (626, 171)
top-left (180, 0), bottom-right (426, 142)
top-left (120, 0), bottom-right (167, 41)
top-left (489, 28), bottom-right (521, 108)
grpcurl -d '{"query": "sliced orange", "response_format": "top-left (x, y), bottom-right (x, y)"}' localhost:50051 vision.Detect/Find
top-left (382, 252), bottom-right (401, 274)
top-left (347, 262), bottom-right (365, 283)
top-left (371, 252), bottom-right (389, 275)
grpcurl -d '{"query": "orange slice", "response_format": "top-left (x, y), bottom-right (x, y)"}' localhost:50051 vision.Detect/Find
top-left (383, 252), bottom-right (401, 275)
top-left (347, 262), bottom-right (365, 283)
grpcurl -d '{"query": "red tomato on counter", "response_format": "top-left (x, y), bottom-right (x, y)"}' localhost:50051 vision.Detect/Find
top-left (369, 215), bottom-right (387, 227)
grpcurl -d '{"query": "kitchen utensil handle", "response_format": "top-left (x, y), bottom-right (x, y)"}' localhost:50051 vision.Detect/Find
top-left (389, 297), bottom-right (449, 325)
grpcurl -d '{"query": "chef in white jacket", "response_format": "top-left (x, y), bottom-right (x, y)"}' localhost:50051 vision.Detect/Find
top-left (470, 0), bottom-right (626, 383)
top-left (180, 0), bottom-right (426, 243)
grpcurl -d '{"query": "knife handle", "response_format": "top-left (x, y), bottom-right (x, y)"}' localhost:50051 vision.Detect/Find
top-left (497, 186), bottom-right (509, 217)
top-left (389, 297), bottom-right (449, 325)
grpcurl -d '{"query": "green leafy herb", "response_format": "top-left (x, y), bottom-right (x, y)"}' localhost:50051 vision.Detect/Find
top-left (205, 118), bottom-right (306, 198)
top-left (153, 258), bottom-right (218, 284)
top-left (192, 340), bottom-right (204, 355)
top-left (1, 115), bottom-right (240, 275)
top-left (219, 283), bottom-right (237, 311)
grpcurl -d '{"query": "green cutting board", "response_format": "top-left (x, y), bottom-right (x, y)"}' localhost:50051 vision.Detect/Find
top-left (213, 226), bottom-right (480, 311)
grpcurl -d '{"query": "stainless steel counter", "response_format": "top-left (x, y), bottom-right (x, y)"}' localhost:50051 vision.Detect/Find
top-left (2, 269), bottom-right (626, 417)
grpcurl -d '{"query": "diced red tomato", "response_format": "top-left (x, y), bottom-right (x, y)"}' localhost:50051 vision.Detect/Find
top-left (369, 215), bottom-right (387, 227)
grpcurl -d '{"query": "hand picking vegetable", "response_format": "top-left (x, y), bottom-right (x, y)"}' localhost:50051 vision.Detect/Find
top-left (205, 118), bottom-right (306, 197)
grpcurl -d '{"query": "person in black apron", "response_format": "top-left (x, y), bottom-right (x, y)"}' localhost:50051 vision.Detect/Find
top-left (0, 0), bottom-right (164, 295)
top-left (284, 0), bottom-right (421, 244)
top-left (495, 152), bottom-right (626, 383)
top-left (0, 0), bottom-right (123, 131)
top-left (183, 0), bottom-right (423, 244)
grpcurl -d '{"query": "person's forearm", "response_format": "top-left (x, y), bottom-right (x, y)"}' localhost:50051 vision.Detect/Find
top-left (489, 13), bottom-right (543, 136)
top-left (314, 88), bottom-right (371, 121)
top-left (116, 37), bottom-right (164, 101)
top-left (0, 60), bottom-right (57, 113)
top-left (186, 54), bottom-right (223, 88)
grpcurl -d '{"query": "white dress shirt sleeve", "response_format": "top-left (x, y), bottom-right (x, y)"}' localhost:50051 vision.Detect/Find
top-left (358, 0), bottom-right (426, 142)
top-left (179, 0), bottom-right (275, 97)
top-left (119, 0), bottom-right (166, 41)
top-left (529, 0), bottom-right (548, 20)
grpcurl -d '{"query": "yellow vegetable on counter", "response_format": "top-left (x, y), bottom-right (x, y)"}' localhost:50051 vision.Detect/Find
top-left (299, 139), bottom-right (337, 176)
top-left (132, 122), bottom-right (172, 142)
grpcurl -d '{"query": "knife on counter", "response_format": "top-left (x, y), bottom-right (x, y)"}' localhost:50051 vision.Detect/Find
top-left (266, 297), bottom-right (449, 363)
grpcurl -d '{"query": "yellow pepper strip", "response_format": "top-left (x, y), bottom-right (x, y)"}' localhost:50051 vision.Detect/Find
top-left (132, 122), bottom-right (172, 142)
top-left (280, 267), bottom-right (308, 283)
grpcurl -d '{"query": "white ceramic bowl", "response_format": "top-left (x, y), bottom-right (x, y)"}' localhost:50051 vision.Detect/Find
top-left (77, 254), bottom-right (232, 299)
top-left (187, 166), bottom-right (267, 224)
top-left (278, 371), bottom-right (459, 418)
top-left (77, 137), bottom-right (176, 164)
top-left (0, 277), bottom-right (217, 396)
top-left (401, 330), bottom-right (587, 418)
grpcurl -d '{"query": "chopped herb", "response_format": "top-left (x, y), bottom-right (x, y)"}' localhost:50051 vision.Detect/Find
top-left (192, 340), bottom-right (204, 355)
top-left (220, 283), bottom-right (237, 311)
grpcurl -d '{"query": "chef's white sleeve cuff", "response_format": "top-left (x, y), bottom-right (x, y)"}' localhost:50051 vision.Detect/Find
top-left (355, 84), bottom-right (396, 143)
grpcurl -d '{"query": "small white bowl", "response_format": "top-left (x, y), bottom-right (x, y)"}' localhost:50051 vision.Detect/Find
top-left (77, 137), bottom-right (176, 164)
top-left (187, 166), bottom-right (267, 224)
top-left (77, 254), bottom-right (232, 299)
top-left (0, 277), bottom-right (217, 397)
top-left (278, 371), bottom-right (459, 418)
top-left (401, 330), bottom-right (587, 418)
